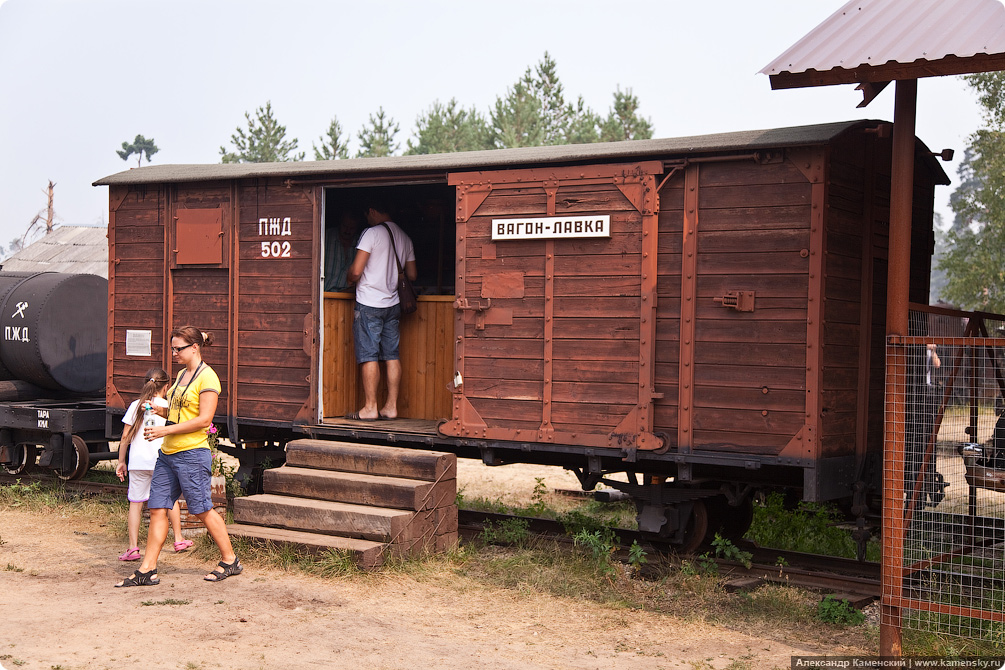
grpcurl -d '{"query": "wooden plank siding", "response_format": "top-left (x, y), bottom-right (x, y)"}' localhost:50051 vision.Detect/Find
top-left (449, 173), bottom-right (651, 442)
top-left (108, 185), bottom-right (167, 408)
top-left (655, 172), bottom-right (684, 444)
top-left (234, 182), bottom-right (314, 422)
top-left (686, 158), bottom-right (812, 454)
top-left (169, 185), bottom-right (233, 416)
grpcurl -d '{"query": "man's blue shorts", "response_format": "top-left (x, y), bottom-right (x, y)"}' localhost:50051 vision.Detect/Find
top-left (353, 302), bottom-right (401, 363)
top-left (148, 448), bottom-right (213, 516)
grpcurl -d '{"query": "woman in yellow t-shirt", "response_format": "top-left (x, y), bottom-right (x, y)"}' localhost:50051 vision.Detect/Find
top-left (115, 326), bottom-right (241, 587)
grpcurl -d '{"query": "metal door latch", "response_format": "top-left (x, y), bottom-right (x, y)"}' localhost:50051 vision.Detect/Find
top-left (713, 291), bottom-right (755, 312)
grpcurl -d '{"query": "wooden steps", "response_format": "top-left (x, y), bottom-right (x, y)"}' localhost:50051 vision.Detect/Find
top-left (229, 439), bottom-right (458, 569)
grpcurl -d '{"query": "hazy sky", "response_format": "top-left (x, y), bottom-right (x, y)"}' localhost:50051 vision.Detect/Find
top-left (0, 0), bottom-right (984, 252)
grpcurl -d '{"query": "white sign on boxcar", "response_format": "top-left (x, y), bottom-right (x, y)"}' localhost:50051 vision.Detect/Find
top-left (491, 215), bottom-right (611, 241)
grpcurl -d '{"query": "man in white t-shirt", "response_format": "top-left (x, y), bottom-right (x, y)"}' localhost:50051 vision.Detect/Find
top-left (345, 198), bottom-right (417, 421)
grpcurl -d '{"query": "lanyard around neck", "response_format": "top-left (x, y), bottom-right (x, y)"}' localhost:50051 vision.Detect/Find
top-left (168, 361), bottom-right (204, 423)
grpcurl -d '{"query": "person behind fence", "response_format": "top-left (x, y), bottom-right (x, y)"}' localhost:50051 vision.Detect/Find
top-left (115, 368), bottom-right (191, 562)
top-left (906, 342), bottom-right (945, 505)
top-left (344, 197), bottom-right (417, 422)
top-left (115, 327), bottom-right (241, 587)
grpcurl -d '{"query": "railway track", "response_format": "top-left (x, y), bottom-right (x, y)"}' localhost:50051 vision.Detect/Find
top-left (17, 474), bottom-right (1003, 605)
top-left (459, 508), bottom-right (882, 601)
top-left (2, 473), bottom-right (881, 599)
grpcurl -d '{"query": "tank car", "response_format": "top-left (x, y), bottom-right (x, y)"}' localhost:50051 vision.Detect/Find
top-left (0, 271), bottom-right (111, 480)
top-left (94, 120), bottom-right (949, 549)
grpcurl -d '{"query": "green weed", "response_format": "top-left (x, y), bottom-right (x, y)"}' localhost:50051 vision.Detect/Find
top-left (5, 563), bottom-right (23, 572)
top-left (711, 534), bottom-right (753, 569)
top-left (627, 540), bottom-right (647, 568)
top-left (746, 492), bottom-right (880, 560)
top-left (572, 527), bottom-right (619, 568)
top-left (479, 517), bottom-right (531, 547)
top-left (141, 598), bottom-right (192, 606)
top-left (816, 595), bottom-right (865, 625)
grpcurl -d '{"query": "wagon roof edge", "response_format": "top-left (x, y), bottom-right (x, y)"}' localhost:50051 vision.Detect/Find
top-left (92, 119), bottom-right (938, 186)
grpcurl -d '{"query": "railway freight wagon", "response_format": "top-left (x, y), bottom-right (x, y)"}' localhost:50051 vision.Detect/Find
top-left (0, 271), bottom-right (111, 480)
top-left (94, 120), bottom-right (948, 550)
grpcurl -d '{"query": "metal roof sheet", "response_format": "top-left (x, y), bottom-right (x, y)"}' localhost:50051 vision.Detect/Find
top-left (94, 120), bottom-right (872, 187)
top-left (0, 225), bottom-right (108, 278)
top-left (761, 0), bottom-right (1005, 85)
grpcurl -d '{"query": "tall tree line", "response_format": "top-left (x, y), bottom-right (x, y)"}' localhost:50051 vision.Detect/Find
top-left (937, 72), bottom-right (1005, 314)
top-left (218, 53), bottom-right (653, 163)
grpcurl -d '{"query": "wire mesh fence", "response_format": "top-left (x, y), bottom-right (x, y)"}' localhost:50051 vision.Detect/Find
top-left (883, 307), bottom-right (1005, 642)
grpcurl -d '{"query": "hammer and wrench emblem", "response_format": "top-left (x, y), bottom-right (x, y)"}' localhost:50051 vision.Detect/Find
top-left (11, 302), bottom-right (28, 318)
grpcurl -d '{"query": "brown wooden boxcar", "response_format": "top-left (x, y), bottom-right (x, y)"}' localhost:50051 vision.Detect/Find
top-left (95, 119), bottom-right (948, 548)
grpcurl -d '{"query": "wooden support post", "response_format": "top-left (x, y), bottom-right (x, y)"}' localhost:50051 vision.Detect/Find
top-left (881, 77), bottom-right (917, 658)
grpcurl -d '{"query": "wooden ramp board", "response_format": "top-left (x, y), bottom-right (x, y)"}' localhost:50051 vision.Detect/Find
top-left (227, 523), bottom-right (386, 569)
top-left (264, 466), bottom-right (456, 511)
top-left (321, 417), bottom-right (440, 435)
top-left (285, 439), bottom-right (457, 481)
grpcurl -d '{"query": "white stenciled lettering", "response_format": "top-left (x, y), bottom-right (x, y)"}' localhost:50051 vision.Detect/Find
top-left (4, 326), bottom-right (29, 342)
top-left (281, 217), bottom-right (292, 236)
top-left (269, 218), bottom-right (280, 235)
top-left (38, 410), bottom-right (49, 419)
top-left (38, 419), bottom-right (48, 429)
top-left (258, 218), bottom-right (268, 235)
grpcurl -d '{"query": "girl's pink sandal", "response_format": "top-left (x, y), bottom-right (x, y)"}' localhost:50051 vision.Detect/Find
top-left (173, 539), bottom-right (194, 552)
top-left (118, 547), bottom-right (141, 561)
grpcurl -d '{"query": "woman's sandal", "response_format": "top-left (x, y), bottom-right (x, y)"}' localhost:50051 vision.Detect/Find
top-left (173, 539), bottom-right (194, 552)
top-left (204, 557), bottom-right (242, 582)
top-left (118, 547), bottom-right (141, 561)
top-left (115, 569), bottom-right (160, 587)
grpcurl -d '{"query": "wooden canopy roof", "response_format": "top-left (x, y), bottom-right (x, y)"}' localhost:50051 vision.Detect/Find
top-left (761, 0), bottom-right (1005, 90)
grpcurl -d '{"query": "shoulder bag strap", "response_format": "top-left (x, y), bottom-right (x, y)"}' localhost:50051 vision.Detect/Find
top-left (379, 222), bottom-right (405, 274)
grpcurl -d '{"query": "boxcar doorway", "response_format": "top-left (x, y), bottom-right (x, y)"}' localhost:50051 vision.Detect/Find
top-left (320, 185), bottom-right (456, 428)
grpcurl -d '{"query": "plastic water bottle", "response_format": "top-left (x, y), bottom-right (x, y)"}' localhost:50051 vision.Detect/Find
top-left (143, 402), bottom-right (156, 438)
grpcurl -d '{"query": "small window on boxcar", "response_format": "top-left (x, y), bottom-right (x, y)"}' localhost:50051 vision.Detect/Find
top-left (175, 208), bottom-right (224, 265)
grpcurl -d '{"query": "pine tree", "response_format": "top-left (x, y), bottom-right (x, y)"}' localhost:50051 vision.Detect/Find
top-left (313, 116), bottom-right (350, 160)
top-left (565, 97), bottom-right (602, 145)
top-left (489, 72), bottom-right (545, 149)
top-left (940, 72), bottom-right (1005, 313)
top-left (356, 107), bottom-right (400, 158)
top-left (405, 99), bottom-right (490, 155)
top-left (600, 87), bottom-right (654, 142)
top-left (533, 52), bottom-right (571, 146)
top-left (220, 101), bottom-right (305, 163)
top-left (117, 134), bottom-right (159, 167)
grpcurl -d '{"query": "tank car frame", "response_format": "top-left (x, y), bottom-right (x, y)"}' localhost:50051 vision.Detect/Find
top-left (0, 271), bottom-right (113, 480)
top-left (95, 120), bottom-right (949, 550)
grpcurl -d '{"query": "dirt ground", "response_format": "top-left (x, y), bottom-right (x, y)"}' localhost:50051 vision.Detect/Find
top-left (0, 462), bottom-right (870, 670)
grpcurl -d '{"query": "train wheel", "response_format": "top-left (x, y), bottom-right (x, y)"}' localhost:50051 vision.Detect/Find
top-left (678, 499), bottom-right (710, 554)
top-left (56, 435), bottom-right (90, 481)
top-left (3, 443), bottom-right (38, 476)
top-left (705, 495), bottom-right (754, 543)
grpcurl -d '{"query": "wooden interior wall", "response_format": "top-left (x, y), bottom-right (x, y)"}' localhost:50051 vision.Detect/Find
top-left (689, 159), bottom-right (812, 454)
top-left (109, 185), bottom-right (166, 405)
top-left (460, 182), bottom-right (643, 437)
top-left (321, 294), bottom-right (454, 419)
top-left (234, 181), bottom-right (313, 422)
